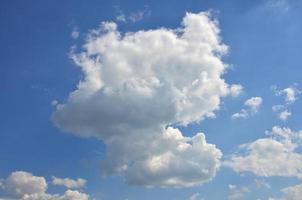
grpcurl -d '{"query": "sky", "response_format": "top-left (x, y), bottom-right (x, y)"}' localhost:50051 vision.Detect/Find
top-left (1, 0), bottom-right (302, 199)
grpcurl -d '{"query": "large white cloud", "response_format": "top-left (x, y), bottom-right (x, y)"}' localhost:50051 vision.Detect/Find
top-left (52, 12), bottom-right (239, 187)
top-left (224, 126), bottom-right (302, 179)
top-left (0, 171), bottom-right (89, 200)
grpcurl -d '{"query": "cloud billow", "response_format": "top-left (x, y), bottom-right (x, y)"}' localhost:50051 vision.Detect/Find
top-left (52, 12), bottom-right (240, 187)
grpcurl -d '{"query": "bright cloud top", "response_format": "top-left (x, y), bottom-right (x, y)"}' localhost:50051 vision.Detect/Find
top-left (52, 12), bottom-right (240, 187)
top-left (0, 171), bottom-right (90, 200)
top-left (224, 126), bottom-right (302, 179)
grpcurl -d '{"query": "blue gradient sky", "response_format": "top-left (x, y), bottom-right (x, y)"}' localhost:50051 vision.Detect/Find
top-left (1, 0), bottom-right (302, 199)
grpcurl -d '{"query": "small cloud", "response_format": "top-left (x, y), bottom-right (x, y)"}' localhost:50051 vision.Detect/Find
top-left (114, 5), bottom-right (150, 23)
top-left (278, 110), bottom-right (291, 121)
top-left (232, 97), bottom-right (262, 119)
top-left (227, 184), bottom-right (250, 200)
top-left (231, 109), bottom-right (248, 119)
top-left (272, 85), bottom-right (301, 105)
top-left (271, 85), bottom-right (300, 121)
top-left (229, 84), bottom-right (244, 97)
top-left (52, 176), bottom-right (86, 189)
top-left (71, 26), bottom-right (80, 39)
top-left (51, 100), bottom-right (59, 106)
top-left (189, 193), bottom-right (205, 200)
top-left (267, 0), bottom-right (290, 12)
top-left (254, 179), bottom-right (271, 189)
top-left (244, 97), bottom-right (263, 113)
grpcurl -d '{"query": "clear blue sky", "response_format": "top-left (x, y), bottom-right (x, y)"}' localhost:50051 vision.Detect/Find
top-left (1, 0), bottom-right (302, 199)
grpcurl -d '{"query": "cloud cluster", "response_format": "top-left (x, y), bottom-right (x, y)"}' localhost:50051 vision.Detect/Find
top-left (231, 97), bottom-right (262, 119)
top-left (224, 126), bottom-right (302, 179)
top-left (0, 171), bottom-right (89, 200)
top-left (272, 85), bottom-right (300, 121)
top-left (52, 12), bottom-right (240, 187)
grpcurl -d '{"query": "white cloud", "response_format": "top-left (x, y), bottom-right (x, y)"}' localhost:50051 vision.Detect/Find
top-left (254, 179), bottom-right (271, 189)
top-left (269, 184), bottom-right (302, 200)
top-left (52, 177), bottom-right (86, 189)
top-left (272, 85), bottom-right (300, 121)
top-left (244, 97), bottom-right (263, 112)
top-left (0, 171), bottom-right (90, 200)
top-left (224, 126), bottom-right (302, 179)
top-left (52, 12), bottom-right (238, 187)
top-left (273, 85), bottom-right (300, 104)
top-left (227, 184), bottom-right (249, 200)
top-left (278, 110), bottom-right (291, 121)
top-left (231, 109), bottom-right (248, 119)
top-left (272, 104), bottom-right (284, 112)
top-left (232, 97), bottom-right (262, 119)
top-left (71, 27), bottom-right (80, 40)
top-left (114, 6), bottom-right (150, 23)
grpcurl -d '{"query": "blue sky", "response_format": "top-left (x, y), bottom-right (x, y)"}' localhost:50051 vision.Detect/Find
top-left (1, 0), bottom-right (302, 199)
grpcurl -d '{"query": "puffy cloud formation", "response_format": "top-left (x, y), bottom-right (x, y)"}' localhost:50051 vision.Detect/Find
top-left (52, 177), bottom-right (86, 189)
top-left (224, 126), bottom-right (302, 179)
top-left (0, 171), bottom-right (89, 200)
top-left (232, 97), bottom-right (262, 119)
top-left (52, 12), bottom-right (238, 187)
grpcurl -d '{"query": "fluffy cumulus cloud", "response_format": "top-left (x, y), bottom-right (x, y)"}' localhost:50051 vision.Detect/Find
top-left (232, 97), bottom-right (262, 119)
top-left (0, 171), bottom-right (89, 200)
top-left (52, 177), bottom-right (86, 189)
top-left (224, 126), bottom-right (302, 179)
top-left (52, 12), bottom-right (241, 187)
